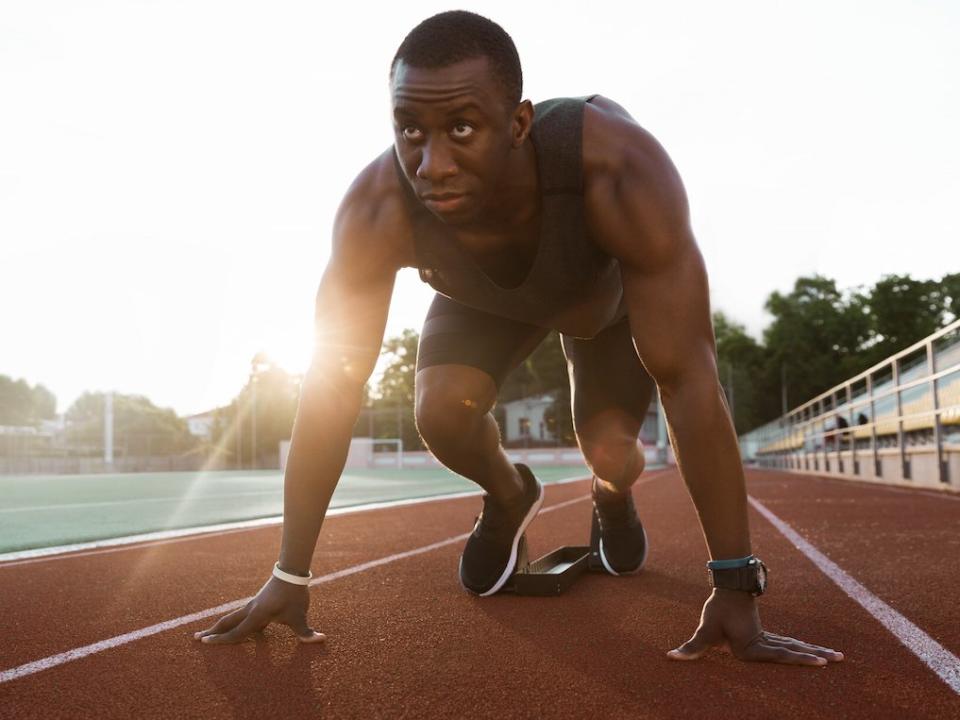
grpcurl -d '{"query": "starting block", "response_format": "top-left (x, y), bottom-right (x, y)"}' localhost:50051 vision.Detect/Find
top-left (503, 509), bottom-right (605, 596)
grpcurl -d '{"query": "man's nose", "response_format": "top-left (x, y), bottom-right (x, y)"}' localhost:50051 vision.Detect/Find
top-left (416, 139), bottom-right (457, 183)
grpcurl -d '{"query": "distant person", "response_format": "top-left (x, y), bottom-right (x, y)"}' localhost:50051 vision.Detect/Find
top-left (827, 414), bottom-right (849, 450)
top-left (836, 414), bottom-right (850, 445)
top-left (197, 10), bottom-right (842, 667)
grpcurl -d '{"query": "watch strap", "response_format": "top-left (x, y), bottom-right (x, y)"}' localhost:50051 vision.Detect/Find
top-left (706, 554), bottom-right (754, 570)
top-left (708, 558), bottom-right (767, 596)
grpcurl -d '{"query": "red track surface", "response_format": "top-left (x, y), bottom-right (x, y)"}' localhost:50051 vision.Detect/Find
top-left (2, 469), bottom-right (959, 719)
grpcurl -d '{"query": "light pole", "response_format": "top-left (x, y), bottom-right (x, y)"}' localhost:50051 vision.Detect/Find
top-left (726, 361), bottom-right (735, 427)
top-left (104, 390), bottom-right (114, 467)
top-left (251, 370), bottom-right (257, 470)
top-left (250, 353), bottom-right (271, 470)
top-left (781, 363), bottom-right (788, 416)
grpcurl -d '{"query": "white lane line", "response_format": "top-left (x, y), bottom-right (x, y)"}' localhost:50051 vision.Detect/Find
top-left (0, 472), bottom-right (615, 567)
top-left (748, 495), bottom-right (960, 695)
top-left (0, 490), bottom-right (603, 685)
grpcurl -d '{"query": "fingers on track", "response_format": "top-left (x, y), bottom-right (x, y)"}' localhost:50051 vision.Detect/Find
top-left (764, 633), bottom-right (844, 662)
top-left (193, 607), bottom-right (248, 640)
top-left (740, 643), bottom-right (828, 666)
top-left (199, 613), bottom-right (267, 645)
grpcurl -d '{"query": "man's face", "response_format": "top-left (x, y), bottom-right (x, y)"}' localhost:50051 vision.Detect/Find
top-left (391, 56), bottom-right (517, 225)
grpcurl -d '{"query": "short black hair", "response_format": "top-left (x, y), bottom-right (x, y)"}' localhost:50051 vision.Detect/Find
top-left (390, 10), bottom-right (522, 108)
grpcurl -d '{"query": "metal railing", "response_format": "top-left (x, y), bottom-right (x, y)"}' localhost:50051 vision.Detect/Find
top-left (739, 319), bottom-right (960, 487)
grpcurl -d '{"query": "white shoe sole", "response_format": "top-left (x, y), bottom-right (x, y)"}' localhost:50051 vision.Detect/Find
top-left (460, 480), bottom-right (545, 597)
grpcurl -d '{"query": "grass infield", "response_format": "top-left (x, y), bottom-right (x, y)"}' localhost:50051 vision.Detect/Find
top-left (0, 465), bottom-right (590, 553)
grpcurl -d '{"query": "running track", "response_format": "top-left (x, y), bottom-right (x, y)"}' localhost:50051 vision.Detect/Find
top-left (1, 468), bottom-right (959, 719)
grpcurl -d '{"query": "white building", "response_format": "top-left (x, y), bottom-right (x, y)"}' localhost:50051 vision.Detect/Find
top-left (184, 410), bottom-right (217, 439)
top-left (501, 391), bottom-right (664, 449)
top-left (500, 393), bottom-right (557, 444)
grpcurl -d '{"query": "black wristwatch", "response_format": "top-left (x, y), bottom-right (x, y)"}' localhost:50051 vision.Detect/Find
top-left (707, 557), bottom-right (768, 596)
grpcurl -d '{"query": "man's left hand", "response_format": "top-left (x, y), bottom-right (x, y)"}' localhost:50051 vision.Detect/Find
top-left (667, 589), bottom-right (845, 665)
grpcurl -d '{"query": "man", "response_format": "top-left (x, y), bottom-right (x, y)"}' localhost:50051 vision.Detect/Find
top-left (196, 11), bottom-right (843, 666)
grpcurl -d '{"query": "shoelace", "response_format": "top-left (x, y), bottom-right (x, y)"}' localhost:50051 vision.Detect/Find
top-left (474, 493), bottom-right (520, 538)
top-left (594, 484), bottom-right (637, 528)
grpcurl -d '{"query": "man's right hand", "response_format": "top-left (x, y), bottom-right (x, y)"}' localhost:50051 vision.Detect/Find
top-left (193, 576), bottom-right (326, 645)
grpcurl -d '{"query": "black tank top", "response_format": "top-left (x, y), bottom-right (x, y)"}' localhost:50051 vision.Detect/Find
top-left (394, 95), bottom-right (625, 339)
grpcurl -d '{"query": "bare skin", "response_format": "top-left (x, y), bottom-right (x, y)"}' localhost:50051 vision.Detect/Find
top-left (195, 56), bottom-right (843, 666)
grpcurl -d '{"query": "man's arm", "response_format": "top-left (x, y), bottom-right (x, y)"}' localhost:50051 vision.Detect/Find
top-left (195, 153), bottom-right (410, 644)
top-left (584, 99), bottom-right (843, 665)
top-left (276, 223), bottom-right (398, 576)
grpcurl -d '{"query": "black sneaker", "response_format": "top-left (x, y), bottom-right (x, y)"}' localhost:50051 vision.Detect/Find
top-left (459, 464), bottom-right (544, 596)
top-left (592, 476), bottom-right (648, 575)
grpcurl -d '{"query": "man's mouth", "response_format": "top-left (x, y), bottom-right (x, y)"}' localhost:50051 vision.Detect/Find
top-left (421, 193), bottom-right (468, 212)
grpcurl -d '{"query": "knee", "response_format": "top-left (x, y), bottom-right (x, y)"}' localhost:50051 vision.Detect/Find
top-left (577, 411), bottom-right (645, 489)
top-left (581, 439), bottom-right (645, 489)
top-left (414, 384), bottom-right (492, 451)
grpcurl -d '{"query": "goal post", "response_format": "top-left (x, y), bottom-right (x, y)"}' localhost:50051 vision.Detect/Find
top-left (348, 437), bottom-right (403, 469)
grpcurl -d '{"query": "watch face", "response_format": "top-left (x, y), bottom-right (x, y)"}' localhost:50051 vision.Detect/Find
top-left (754, 559), bottom-right (768, 594)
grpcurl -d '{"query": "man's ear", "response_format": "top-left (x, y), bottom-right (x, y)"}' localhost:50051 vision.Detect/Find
top-left (511, 100), bottom-right (535, 148)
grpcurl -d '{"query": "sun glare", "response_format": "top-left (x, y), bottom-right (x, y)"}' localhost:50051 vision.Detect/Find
top-left (264, 331), bottom-right (314, 377)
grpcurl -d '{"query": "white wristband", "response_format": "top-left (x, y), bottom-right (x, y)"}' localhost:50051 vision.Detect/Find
top-left (272, 562), bottom-right (312, 586)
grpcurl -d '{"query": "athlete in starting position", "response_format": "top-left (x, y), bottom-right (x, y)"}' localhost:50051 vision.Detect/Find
top-left (197, 11), bottom-right (843, 666)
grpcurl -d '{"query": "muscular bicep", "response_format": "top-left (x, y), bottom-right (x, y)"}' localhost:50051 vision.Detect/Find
top-left (587, 117), bottom-right (718, 392)
top-left (306, 156), bottom-right (409, 390)
top-left (621, 240), bottom-right (718, 393)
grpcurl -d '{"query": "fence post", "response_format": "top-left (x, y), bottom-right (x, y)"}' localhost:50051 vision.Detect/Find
top-left (893, 359), bottom-right (909, 480)
top-left (830, 393), bottom-right (843, 473)
top-left (843, 384), bottom-right (851, 474)
top-left (927, 340), bottom-right (946, 484)
top-left (814, 401), bottom-right (822, 472)
top-left (869, 374), bottom-right (879, 477)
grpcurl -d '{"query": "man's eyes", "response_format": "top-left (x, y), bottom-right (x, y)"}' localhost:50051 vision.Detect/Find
top-left (400, 123), bottom-right (476, 141)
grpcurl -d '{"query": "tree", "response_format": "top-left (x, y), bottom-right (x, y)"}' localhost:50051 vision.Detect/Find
top-left (377, 329), bottom-right (419, 406)
top-left (210, 354), bottom-right (302, 468)
top-left (712, 311), bottom-right (766, 434)
top-left (362, 329), bottom-right (423, 451)
top-left (65, 392), bottom-right (196, 456)
top-left (761, 275), bottom-right (871, 413)
top-left (861, 274), bottom-right (946, 366)
top-left (941, 272), bottom-right (960, 324)
top-left (0, 375), bottom-right (56, 426)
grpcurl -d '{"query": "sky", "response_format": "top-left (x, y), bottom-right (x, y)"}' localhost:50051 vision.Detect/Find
top-left (2, 1), bottom-right (959, 417)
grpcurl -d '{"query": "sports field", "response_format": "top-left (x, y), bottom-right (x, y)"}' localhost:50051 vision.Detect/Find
top-left (0, 467), bottom-right (585, 554)
top-left (0, 465), bottom-right (590, 554)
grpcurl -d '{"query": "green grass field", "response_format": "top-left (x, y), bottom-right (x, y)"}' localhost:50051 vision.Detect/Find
top-left (0, 465), bottom-right (591, 553)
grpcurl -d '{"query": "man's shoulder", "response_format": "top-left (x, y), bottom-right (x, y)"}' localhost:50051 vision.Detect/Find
top-left (333, 146), bottom-right (416, 270)
top-left (581, 95), bottom-right (672, 187)
top-left (580, 96), bottom-right (691, 264)
top-left (339, 146), bottom-right (412, 234)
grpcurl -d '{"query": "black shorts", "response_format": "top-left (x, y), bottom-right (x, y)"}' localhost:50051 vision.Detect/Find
top-left (416, 294), bottom-right (656, 425)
